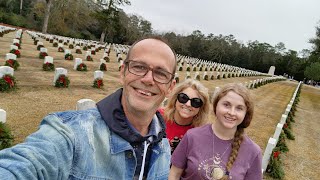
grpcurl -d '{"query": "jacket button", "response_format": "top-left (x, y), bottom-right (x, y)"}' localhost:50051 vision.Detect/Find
top-left (126, 151), bottom-right (133, 158)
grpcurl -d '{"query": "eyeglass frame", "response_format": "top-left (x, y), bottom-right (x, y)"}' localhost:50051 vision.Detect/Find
top-left (124, 60), bottom-right (175, 84)
top-left (177, 92), bottom-right (203, 108)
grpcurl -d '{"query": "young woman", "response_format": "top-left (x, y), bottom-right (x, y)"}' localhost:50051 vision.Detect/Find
top-left (169, 83), bottom-right (262, 180)
top-left (159, 79), bottom-right (210, 153)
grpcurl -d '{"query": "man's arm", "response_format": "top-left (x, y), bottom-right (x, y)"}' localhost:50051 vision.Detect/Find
top-left (0, 114), bottom-right (74, 179)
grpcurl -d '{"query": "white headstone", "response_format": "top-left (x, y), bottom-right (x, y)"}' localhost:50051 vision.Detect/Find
top-left (0, 66), bottom-right (14, 78)
top-left (13, 39), bottom-right (20, 44)
top-left (37, 41), bottom-right (43, 46)
top-left (40, 48), bottom-right (47, 53)
top-left (194, 72), bottom-right (199, 79)
top-left (280, 114), bottom-right (287, 124)
top-left (76, 99), bottom-right (96, 110)
top-left (268, 66), bottom-right (275, 76)
top-left (103, 52), bottom-right (108, 58)
top-left (203, 72), bottom-right (207, 79)
top-left (100, 59), bottom-right (106, 65)
top-left (10, 45), bottom-right (18, 50)
top-left (74, 58), bottom-right (82, 70)
top-left (273, 123), bottom-right (284, 142)
top-left (75, 46), bottom-right (81, 50)
top-left (0, 109), bottom-right (6, 123)
top-left (85, 51), bottom-right (91, 56)
top-left (58, 43), bottom-right (63, 48)
top-left (53, 68), bottom-right (68, 84)
top-left (5, 53), bottom-right (17, 60)
top-left (119, 60), bottom-right (124, 66)
top-left (44, 56), bottom-right (53, 64)
top-left (64, 49), bottom-right (71, 55)
top-left (262, 137), bottom-right (277, 173)
top-left (94, 70), bottom-right (104, 79)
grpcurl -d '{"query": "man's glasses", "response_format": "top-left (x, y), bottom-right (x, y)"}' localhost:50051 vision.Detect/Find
top-left (177, 93), bottom-right (203, 108)
top-left (125, 60), bottom-right (174, 84)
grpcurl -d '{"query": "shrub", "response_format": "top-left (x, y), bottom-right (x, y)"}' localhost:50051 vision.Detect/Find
top-left (0, 122), bottom-right (14, 150)
top-left (266, 147), bottom-right (285, 179)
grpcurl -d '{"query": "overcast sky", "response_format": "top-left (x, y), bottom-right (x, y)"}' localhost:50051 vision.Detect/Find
top-left (121, 0), bottom-right (320, 53)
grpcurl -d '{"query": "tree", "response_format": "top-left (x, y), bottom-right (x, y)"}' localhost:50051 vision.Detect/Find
top-left (20, 0), bottom-right (23, 14)
top-left (94, 0), bottom-right (131, 43)
top-left (304, 62), bottom-right (320, 81)
top-left (300, 49), bottom-right (311, 59)
top-left (42, 0), bottom-right (53, 33)
top-left (275, 42), bottom-right (286, 55)
top-left (309, 22), bottom-right (320, 55)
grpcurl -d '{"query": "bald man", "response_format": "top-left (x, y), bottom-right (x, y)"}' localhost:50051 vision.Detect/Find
top-left (0, 37), bottom-right (177, 180)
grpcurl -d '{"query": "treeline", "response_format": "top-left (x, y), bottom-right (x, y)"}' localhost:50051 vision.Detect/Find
top-left (1, 0), bottom-right (319, 81)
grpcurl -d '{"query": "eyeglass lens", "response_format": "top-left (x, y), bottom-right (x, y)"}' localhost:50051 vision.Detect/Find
top-left (127, 60), bottom-right (173, 84)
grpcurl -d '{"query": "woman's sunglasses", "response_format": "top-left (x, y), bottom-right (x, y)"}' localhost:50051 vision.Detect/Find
top-left (177, 93), bottom-right (203, 108)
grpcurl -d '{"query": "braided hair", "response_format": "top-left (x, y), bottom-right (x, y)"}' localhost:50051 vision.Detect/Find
top-left (212, 83), bottom-right (254, 179)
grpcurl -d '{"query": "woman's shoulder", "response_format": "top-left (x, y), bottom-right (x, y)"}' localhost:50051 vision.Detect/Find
top-left (241, 135), bottom-right (262, 153)
top-left (186, 124), bottom-right (212, 136)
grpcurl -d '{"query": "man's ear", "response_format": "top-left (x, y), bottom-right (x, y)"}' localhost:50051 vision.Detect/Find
top-left (119, 64), bottom-right (125, 85)
top-left (166, 79), bottom-right (176, 98)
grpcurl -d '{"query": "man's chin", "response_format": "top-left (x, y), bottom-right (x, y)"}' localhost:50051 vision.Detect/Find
top-left (129, 99), bottom-right (156, 111)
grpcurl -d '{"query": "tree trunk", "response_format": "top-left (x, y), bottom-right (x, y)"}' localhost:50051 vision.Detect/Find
top-left (100, 27), bottom-right (107, 44)
top-left (42, 0), bottom-right (53, 33)
top-left (20, 0), bottom-right (23, 15)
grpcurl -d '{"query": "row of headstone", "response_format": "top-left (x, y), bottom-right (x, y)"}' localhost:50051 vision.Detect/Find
top-left (174, 70), bottom-right (273, 83)
top-left (261, 81), bottom-right (302, 173)
top-left (53, 68), bottom-right (104, 85)
top-left (24, 29), bottom-right (266, 79)
top-left (176, 54), bottom-right (266, 77)
top-left (25, 31), bottom-right (109, 62)
top-left (26, 30), bottom-right (108, 52)
top-left (0, 25), bottom-right (16, 37)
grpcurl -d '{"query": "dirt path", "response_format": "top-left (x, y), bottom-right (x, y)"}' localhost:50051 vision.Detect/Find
top-left (281, 85), bottom-right (320, 180)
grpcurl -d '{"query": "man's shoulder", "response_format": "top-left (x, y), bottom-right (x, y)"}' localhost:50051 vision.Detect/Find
top-left (45, 108), bottom-right (101, 124)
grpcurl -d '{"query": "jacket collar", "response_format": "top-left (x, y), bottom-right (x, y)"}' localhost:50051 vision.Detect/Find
top-left (96, 89), bottom-right (167, 153)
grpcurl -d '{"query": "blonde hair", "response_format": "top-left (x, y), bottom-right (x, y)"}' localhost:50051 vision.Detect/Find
top-left (164, 79), bottom-right (210, 127)
top-left (212, 83), bottom-right (254, 179)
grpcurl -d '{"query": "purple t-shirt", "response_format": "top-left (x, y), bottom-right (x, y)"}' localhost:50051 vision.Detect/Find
top-left (171, 124), bottom-right (262, 180)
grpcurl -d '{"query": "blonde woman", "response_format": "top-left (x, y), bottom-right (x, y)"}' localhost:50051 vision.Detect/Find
top-left (169, 83), bottom-right (262, 180)
top-left (159, 79), bottom-right (210, 153)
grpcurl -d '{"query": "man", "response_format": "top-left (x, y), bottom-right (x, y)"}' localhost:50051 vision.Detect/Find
top-left (0, 37), bottom-right (177, 179)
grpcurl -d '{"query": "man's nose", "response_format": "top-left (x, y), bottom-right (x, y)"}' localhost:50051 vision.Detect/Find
top-left (140, 70), bottom-right (155, 85)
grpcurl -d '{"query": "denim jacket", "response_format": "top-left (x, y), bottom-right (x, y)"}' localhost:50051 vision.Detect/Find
top-left (0, 89), bottom-right (171, 180)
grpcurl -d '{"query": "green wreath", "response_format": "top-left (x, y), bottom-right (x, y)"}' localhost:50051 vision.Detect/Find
top-left (0, 74), bottom-right (17, 92)
top-left (77, 63), bottom-right (87, 71)
top-left (42, 62), bottom-right (55, 71)
top-left (55, 74), bottom-right (70, 88)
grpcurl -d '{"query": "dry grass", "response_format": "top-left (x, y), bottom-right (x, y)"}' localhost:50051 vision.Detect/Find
top-left (1, 31), bottom-right (320, 179)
